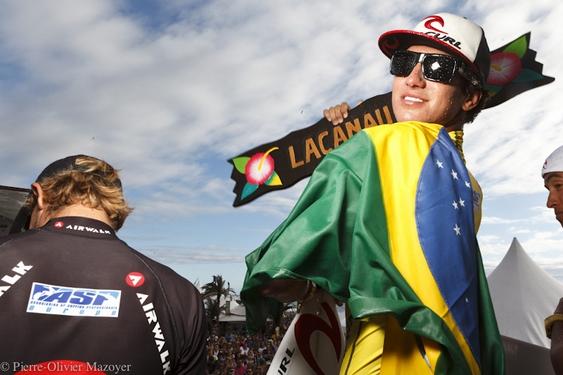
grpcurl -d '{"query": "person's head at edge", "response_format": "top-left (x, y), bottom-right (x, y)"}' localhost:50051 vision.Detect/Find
top-left (26, 154), bottom-right (132, 230)
top-left (379, 12), bottom-right (490, 131)
top-left (542, 146), bottom-right (563, 228)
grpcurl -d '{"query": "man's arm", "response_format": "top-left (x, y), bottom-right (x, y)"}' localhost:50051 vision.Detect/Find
top-left (550, 299), bottom-right (563, 374)
top-left (174, 282), bottom-right (209, 374)
top-left (259, 278), bottom-right (311, 303)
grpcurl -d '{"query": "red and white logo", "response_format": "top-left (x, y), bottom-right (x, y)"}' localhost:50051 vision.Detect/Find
top-left (424, 15), bottom-right (447, 34)
top-left (125, 272), bottom-right (145, 288)
top-left (54, 221), bottom-right (64, 229)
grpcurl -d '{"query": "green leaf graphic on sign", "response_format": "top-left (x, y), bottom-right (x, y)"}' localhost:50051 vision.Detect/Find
top-left (513, 68), bottom-right (546, 83)
top-left (265, 172), bottom-right (282, 186)
top-left (241, 183), bottom-right (258, 200)
top-left (503, 35), bottom-right (527, 58)
top-left (484, 84), bottom-right (502, 95)
top-left (232, 157), bottom-right (250, 174)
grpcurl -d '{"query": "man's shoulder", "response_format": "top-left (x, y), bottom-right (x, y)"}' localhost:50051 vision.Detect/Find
top-left (0, 229), bottom-right (41, 249)
top-left (335, 121), bottom-right (446, 157)
top-left (127, 248), bottom-right (200, 295)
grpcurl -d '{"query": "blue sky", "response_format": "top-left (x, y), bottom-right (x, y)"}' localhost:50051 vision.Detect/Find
top-left (1, 0), bottom-right (562, 292)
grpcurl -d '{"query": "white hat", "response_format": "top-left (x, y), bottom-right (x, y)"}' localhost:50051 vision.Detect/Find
top-left (542, 146), bottom-right (563, 177)
top-left (378, 13), bottom-right (490, 85)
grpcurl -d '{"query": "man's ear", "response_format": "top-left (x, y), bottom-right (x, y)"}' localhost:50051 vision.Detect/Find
top-left (462, 89), bottom-right (482, 112)
top-left (31, 182), bottom-right (45, 211)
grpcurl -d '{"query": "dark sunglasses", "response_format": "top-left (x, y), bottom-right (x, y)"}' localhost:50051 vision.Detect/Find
top-left (390, 50), bottom-right (480, 87)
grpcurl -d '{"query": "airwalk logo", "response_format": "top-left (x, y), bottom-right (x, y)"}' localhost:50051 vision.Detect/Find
top-left (65, 224), bottom-right (112, 234)
top-left (0, 261), bottom-right (33, 298)
top-left (26, 282), bottom-right (121, 318)
top-left (52, 220), bottom-right (112, 235)
top-left (137, 293), bottom-right (171, 374)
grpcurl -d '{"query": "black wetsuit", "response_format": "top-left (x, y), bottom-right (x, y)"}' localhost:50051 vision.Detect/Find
top-left (0, 216), bottom-right (207, 374)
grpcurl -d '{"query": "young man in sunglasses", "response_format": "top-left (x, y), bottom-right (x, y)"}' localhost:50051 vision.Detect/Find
top-left (242, 13), bottom-right (503, 374)
top-left (325, 15), bottom-right (486, 131)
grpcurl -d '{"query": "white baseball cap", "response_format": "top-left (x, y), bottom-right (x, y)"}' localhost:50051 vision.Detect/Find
top-left (378, 13), bottom-right (490, 86)
top-left (542, 146), bottom-right (563, 177)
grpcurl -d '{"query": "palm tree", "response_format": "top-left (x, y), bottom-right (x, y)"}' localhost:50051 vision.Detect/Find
top-left (204, 297), bottom-right (221, 328)
top-left (201, 275), bottom-right (235, 325)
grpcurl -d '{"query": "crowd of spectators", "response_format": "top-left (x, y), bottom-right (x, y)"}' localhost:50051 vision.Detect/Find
top-left (206, 310), bottom-right (296, 374)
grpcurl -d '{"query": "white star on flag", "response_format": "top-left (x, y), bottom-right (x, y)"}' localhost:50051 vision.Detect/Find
top-left (453, 224), bottom-right (461, 236)
top-left (452, 201), bottom-right (459, 209)
top-left (436, 160), bottom-right (444, 168)
top-left (451, 169), bottom-right (458, 180)
top-left (459, 198), bottom-right (465, 207)
top-left (465, 181), bottom-right (471, 188)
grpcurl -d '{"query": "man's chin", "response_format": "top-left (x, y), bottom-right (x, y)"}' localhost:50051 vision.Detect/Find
top-left (395, 112), bottom-right (426, 124)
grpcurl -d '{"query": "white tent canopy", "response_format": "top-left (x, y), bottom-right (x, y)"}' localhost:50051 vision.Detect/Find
top-left (488, 237), bottom-right (563, 348)
top-left (217, 295), bottom-right (246, 323)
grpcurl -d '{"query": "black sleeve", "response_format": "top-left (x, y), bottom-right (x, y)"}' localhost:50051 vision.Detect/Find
top-left (174, 282), bottom-right (208, 375)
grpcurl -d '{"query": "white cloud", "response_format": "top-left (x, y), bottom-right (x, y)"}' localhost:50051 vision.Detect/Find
top-left (1, 0), bottom-right (563, 285)
top-left (464, 0), bottom-right (563, 198)
top-left (481, 216), bottom-right (521, 225)
top-left (139, 245), bottom-right (244, 264)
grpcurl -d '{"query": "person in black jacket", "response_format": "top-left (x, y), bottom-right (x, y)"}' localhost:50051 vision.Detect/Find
top-left (0, 154), bottom-right (207, 375)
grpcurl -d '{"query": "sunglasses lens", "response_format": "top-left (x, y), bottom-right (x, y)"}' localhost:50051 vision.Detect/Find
top-left (422, 55), bottom-right (457, 83)
top-left (390, 51), bottom-right (417, 76)
top-left (390, 51), bottom-right (459, 83)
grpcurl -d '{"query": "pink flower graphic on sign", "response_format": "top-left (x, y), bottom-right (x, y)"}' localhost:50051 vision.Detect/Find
top-left (231, 146), bottom-right (283, 201)
top-left (245, 148), bottom-right (277, 185)
top-left (487, 52), bottom-right (522, 86)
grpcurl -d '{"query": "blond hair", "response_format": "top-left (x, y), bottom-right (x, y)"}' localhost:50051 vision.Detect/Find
top-left (30, 156), bottom-right (132, 230)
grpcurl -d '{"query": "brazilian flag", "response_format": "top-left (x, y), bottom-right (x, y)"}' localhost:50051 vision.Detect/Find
top-left (241, 121), bottom-right (504, 374)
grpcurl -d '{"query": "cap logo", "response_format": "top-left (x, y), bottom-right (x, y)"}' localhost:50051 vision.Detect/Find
top-left (424, 31), bottom-right (463, 51)
top-left (424, 15), bottom-right (447, 33)
top-left (421, 15), bottom-right (463, 51)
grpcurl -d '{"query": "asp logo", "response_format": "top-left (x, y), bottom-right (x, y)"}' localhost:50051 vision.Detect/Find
top-left (26, 282), bottom-right (121, 318)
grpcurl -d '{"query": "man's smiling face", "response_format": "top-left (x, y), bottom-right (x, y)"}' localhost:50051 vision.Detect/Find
top-left (391, 45), bottom-right (468, 129)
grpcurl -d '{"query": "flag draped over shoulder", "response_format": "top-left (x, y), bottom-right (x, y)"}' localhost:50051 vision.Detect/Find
top-left (241, 121), bottom-right (504, 374)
